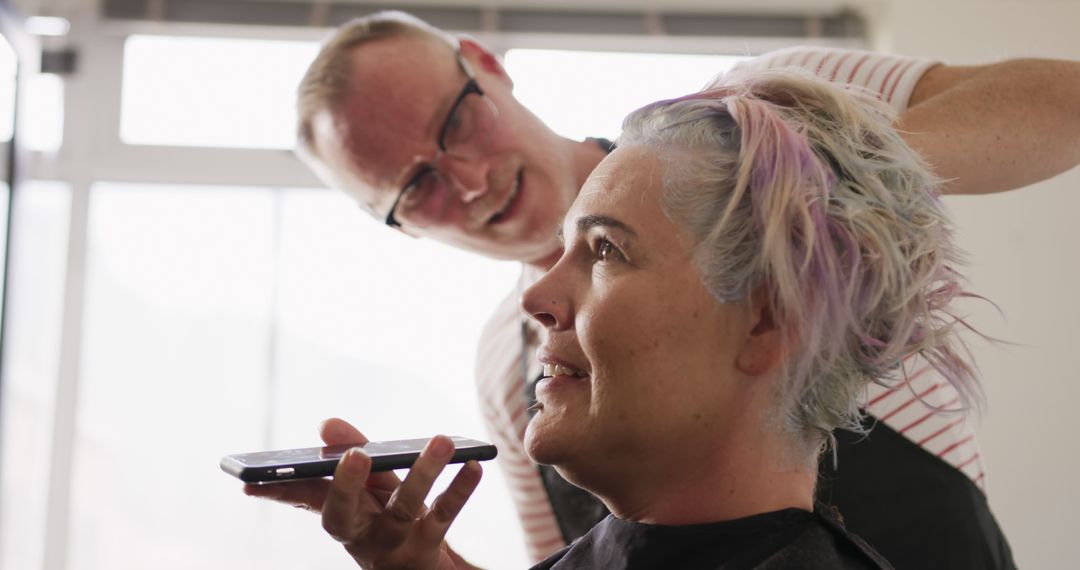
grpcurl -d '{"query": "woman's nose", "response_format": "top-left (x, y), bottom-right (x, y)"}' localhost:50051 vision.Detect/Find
top-left (521, 270), bottom-right (571, 331)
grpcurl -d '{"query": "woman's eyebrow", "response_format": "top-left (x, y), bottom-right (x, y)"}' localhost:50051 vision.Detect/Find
top-left (554, 214), bottom-right (637, 245)
top-left (576, 214), bottom-right (638, 237)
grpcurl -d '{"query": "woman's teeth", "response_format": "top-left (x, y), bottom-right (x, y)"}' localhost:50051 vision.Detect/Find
top-left (542, 364), bottom-right (588, 378)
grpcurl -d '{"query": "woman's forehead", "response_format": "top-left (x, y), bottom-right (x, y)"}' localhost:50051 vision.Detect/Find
top-left (576, 147), bottom-right (662, 209)
top-left (567, 147), bottom-right (698, 250)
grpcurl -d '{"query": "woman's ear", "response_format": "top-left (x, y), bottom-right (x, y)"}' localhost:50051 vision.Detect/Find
top-left (458, 37), bottom-right (513, 88)
top-left (736, 287), bottom-right (785, 377)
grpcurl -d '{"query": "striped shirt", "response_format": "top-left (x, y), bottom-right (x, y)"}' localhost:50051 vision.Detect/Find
top-left (739, 46), bottom-right (939, 113)
top-left (475, 47), bottom-right (978, 564)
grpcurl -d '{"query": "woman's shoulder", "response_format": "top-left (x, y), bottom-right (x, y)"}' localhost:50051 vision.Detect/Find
top-left (527, 507), bottom-right (894, 570)
top-left (751, 504), bottom-right (893, 570)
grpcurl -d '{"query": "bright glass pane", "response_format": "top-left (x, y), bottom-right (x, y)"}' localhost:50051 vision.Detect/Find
top-left (120, 35), bottom-right (319, 149)
top-left (71, 183), bottom-right (278, 570)
top-left (0, 38), bottom-right (64, 151)
top-left (69, 183), bottom-right (524, 569)
top-left (0, 36), bottom-right (15, 142)
top-left (505, 49), bottom-right (747, 141)
top-left (24, 73), bottom-right (64, 152)
top-left (0, 181), bottom-right (72, 570)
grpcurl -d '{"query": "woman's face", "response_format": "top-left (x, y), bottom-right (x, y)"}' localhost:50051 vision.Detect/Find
top-left (521, 146), bottom-right (761, 490)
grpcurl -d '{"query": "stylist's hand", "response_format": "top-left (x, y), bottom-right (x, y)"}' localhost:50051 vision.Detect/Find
top-left (244, 418), bottom-right (484, 570)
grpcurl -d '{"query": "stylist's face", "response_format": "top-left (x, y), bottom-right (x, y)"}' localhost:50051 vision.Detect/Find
top-left (521, 146), bottom-right (755, 487)
top-left (306, 34), bottom-right (579, 263)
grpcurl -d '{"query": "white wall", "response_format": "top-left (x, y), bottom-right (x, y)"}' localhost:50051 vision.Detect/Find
top-left (873, 2), bottom-right (1080, 568)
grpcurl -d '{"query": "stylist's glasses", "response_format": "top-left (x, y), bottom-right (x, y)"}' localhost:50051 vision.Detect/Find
top-left (384, 51), bottom-right (500, 228)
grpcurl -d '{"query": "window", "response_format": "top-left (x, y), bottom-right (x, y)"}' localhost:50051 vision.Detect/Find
top-left (23, 74), bottom-right (64, 152)
top-left (0, 38), bottom-right (63, 152)
top-left (69, 183), bottom-right (523, 569)
top-left (120, 35), bottom-right (318, 149)
top-left (505, 49), bottom-right (747, 141)
top-left (0, 37), bottom-right (15, 143)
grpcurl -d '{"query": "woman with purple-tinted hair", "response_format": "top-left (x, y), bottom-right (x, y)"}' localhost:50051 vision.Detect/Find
top-left (255, 68), bottom-right (1006, 569)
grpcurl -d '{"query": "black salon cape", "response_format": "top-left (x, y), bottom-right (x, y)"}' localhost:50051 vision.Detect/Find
top-left (531, 411), bottom-right (1016, 569)
top-left (529, 504), bottom-right (892, 570)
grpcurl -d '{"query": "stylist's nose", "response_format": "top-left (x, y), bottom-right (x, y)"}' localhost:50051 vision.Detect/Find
top-left (521, 269), bottom-right (572, 331)
top-left (438, 154), bottom-right (489, 203)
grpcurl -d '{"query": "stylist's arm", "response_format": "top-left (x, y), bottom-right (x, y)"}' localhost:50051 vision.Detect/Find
top-left (244, 418), bottom-right (485, 570)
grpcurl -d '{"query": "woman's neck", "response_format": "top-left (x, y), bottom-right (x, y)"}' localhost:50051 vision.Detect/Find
top-left (594, 425), bottom-right (817, 526)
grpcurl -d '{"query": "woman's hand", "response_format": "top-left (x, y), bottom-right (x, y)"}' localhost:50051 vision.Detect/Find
top-left (243, 418), bottom-right (483, 569)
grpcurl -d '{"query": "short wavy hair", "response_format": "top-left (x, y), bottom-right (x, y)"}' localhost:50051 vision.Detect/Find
top-left (618, 68), bottom-right (983, 458)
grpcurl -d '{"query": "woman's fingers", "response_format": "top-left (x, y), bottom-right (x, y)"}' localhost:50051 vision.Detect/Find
top-left (244, 478), bottom-right (332, 513)
top-left (321, 418), bottom-right (403, 498)
top-left (319, 417), bottom-right (368, 445)
top-left (322, 448), bottom-right (377, 544)
top-left (417, 460), bottom-right (483, 548)
top-left (369, 436), bottom-right (455, 549)
top-left (247, 428), bottom-right (478, 569)
top-left (242, 414), bottom-right (394, 516)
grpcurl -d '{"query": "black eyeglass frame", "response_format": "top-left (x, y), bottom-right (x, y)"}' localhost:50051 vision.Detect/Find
top-left (384, 51), bottom-right (487, 228)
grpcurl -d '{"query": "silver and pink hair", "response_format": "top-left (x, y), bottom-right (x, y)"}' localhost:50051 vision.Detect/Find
top-left (619, 68), bottom-right (983, 457)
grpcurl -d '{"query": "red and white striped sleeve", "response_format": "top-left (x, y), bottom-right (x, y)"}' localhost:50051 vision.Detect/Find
top-left (474, 268), bottom-right (565, 562)
top-left (735, 46), bottom-right (941, 113)
top-left (862, 356), bottom-right (988, 492)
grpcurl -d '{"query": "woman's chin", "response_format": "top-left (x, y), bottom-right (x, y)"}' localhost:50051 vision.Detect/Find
top-left (524, 413), bottom-right (572, 466)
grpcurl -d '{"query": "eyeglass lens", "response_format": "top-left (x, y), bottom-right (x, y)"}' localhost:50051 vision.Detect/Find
top-left (396, 90), bottom-right (498, 226)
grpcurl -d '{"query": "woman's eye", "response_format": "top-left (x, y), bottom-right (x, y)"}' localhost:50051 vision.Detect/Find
top-left (596, 238), bottom-right (618, 262)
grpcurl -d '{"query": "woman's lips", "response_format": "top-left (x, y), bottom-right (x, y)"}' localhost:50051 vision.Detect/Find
top-left (535, 369), bottom-right (589, 399)
top-left (541, 363), bottom-right (588, 378)
top-left (534, 352), bottom-right (590, 403)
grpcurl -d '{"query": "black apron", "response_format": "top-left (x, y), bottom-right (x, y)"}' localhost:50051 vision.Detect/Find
top-left (817, 416), bottom-right (1016, 570)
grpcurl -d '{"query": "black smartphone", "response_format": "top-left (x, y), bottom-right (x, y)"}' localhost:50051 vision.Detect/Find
top-left (220, 436), bottom-right (498, 484)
